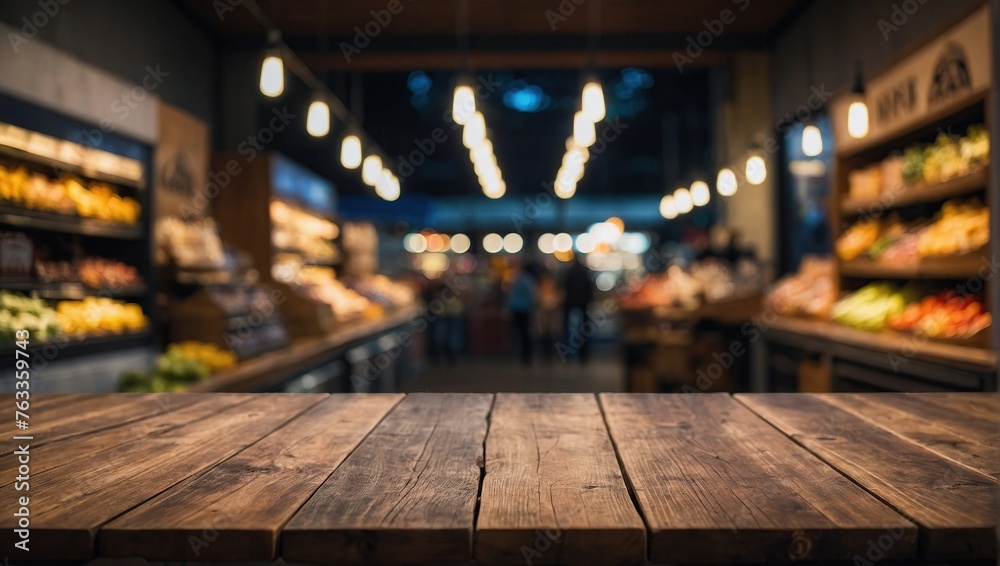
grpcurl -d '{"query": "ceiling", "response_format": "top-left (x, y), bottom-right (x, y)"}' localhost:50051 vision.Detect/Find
top-left (178, 0), bottom-right (807, 70)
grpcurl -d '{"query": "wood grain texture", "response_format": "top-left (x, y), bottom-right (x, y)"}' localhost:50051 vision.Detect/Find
top-left (100, 394), bottom-right (404, 561)
top-left (0, 394), bottom-right (324, 561)
top-left (910, 392), bottom-right (1000, 424)
top-left (282, 393), bottom-right (493, 564)
top-left (475, 394), bottom-right (645, 565)
top-left (816, 393), bottom-right (999, 478)
top-left (738, 393), bottom-right (998, 560)
top-left (600, 393), bottom-right (916, 564)
top-left (0, 394), bottom-right (252, 486)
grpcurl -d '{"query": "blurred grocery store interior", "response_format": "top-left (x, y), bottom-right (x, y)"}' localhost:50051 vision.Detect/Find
top-left (0, 0), bottom-right (997, 394)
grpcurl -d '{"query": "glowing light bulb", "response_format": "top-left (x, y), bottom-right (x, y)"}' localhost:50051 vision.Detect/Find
top-left (802, 125), bottom-right (823, 157)
top-left (362, 155), bottom-right (382, 186)
top-left (483, 233), bottom-right (503, 254)
top-left (306, 100), bottom-right (330, 137)
top-left (554, 177), bottom-right (576, 199)
top-left (260, 55), bottom-right (284, 97)
top-left (717, 168), bottom-right (737, 196)
top-left (746, 155), bottom-right (767, 185)
top-left (573, 111), bottom-right (596, 148)
top-left (674, 187), bottom-right (693, 213)
top-left (452, 85), bottom-right (476, 125)
top-left (341, 135), bottom-right (361, 169)
top-left (848, 101), bottom-right (869, 139)
top-left (690, 180), bottom-right (710, 206)
top-left (582, 81), bottom-right (606, 122)
top-left (463, 112), bottom-right (486, 149)
top-left (659, 195), bottom-right (678, 219)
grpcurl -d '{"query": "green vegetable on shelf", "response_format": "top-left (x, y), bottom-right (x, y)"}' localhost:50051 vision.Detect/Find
top-left (116, 351), bottom-right (211, 392)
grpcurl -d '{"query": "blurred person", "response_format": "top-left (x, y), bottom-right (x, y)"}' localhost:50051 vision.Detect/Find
top-left (506, 261), bottom-right (539, 366)
top-left (536, 267), bottom-right (561, 363)
top-left (562, 255), bottom-right (595, 364)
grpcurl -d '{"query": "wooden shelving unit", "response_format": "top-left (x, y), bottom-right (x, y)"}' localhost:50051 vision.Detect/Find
top-left (841, 167), bottom-right (988, 216)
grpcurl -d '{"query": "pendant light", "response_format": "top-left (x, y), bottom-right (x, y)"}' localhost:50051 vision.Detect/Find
top-left (463, 112), bottom-right (486, 149)
top-left (746, 154), bottom-right (767, 185)
top-left (690, 180), bottom-right (710, 206)
top-left (582, 81), bottom-right (605, 122)
top-left (573, 111), bottom-right (596, 148)
top-left (340, 135), bottom-right (362, 169)
top-left (659, 195), bottom-right (677, 219)
top-left (453, 84), bottom-right (476, 125)
top-left (306, 98), bottom-right (330, 137)
top-left (362, 155), bottom-right (382, 186)
top-left (848, 62), bottom-right (869, 139)
top-left (717, 168), bottom-right (737, 196)
top-left (674, 187), bottom-right (693, 214)
top-left (259, 29), bottom-right (284, 97)
top-left (802, 125), bottom-right (823, 157)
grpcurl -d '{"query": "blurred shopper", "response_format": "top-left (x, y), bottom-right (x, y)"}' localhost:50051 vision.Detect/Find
top-left (507, 261), bottom-right (539, 366)
top-left (562, 256), bottom-right (595, 364)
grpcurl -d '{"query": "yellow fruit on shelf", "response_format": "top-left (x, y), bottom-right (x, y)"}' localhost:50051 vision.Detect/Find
top-left (55, 297), bottom-right (147, 337)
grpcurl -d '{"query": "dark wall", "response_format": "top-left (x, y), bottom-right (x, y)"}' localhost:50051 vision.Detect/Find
top-left (0, 0), bottom-right (216, 124)
top-left (770, 0), bottom-right (985, 119)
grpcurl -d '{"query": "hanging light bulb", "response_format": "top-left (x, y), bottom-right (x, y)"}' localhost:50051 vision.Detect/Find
top-left (848, 102), bottom-right (869, 139)
top-left (659, 195), bottom-right (677, 219)
top-left (717, 168), bottom-right (738, 196)
top-left (582, 81), bottom-right (606, 122)
top-left (802, 124), bottom-right (823, 157)
top-left (554, 177), bottom-right (576, 199)
top-left (341, 135), bottom-right (361, 169)
top-left (690, 180), bottom-right (710, 206)
top-left (362, 155), bottom-right (382, 186)
top-left (462, 112), bottom-right (486, 149)
top-left (573, 111), bottom-right (596, 148)
top-left (471, 140), bottom-right (493, 164)
top-left (848, 61), bottom-right (869, 139)
top-left (452, 85), bottom-right (476, 125)
top-left (484, 178), bottom-right (506, 199)
top-left (260, 53), bottom-right (284, 97)
top-left (746, 155), bottom-right (767, 185)
top-left (674, 187), bottom-right (693, 213)
top-left (306, 99), bottom-right (330, 137)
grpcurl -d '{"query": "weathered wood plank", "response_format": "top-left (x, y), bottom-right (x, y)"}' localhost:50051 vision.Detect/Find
top-left (0, 393), bottom-right (213, 446)
top-left (475, 393), bottom-right (645, 565)
top-left (99, 394), bottom-right (404, 561)
top-left (282, 393), bottom-right (493, 564)
top-left (817, 393), bottom-right (999, 479)
top-left (601, 393), bottom-right (916, 564)
top-left (0, 393), bottom-right (324, 561)
top-left (738, 393), bottom-right (998, 560)
top-left (908, 392), bottom-right (1000, 424)
top-left (0, 394), bottom-right (252, 486)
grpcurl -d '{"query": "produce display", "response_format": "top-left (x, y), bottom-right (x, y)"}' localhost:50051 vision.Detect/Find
top-left (0, 165), bottom-right (140, 223)
top-left (166, 341), bottom-right (237, 372)
top-left (157, 216), bottom-right (227, 270)
top-left (296, 267), bottom-right (378, 320)
top-left (206, 285), bottom-right (276, 316)
top-left (618, 260), bottom-right (761, 311)
top-left (888, 291), bottom-right (990, 340)
top-left (0, 291), bottom-right (60, 342)
top-left (837, 200), bottom-right (988, 263)
top-left (917, 199), bottom-right (989, 257)
top-left (345, 274), bottom-right (415, 308)
top-left (35, 258), bottom-right (142, 289)
top-left (847, 125), bottom-right (989, 201)
top-left (118, 351), bottom-right (210, 392)
top-left (55, 297), bottom-right (147, 336)
top-left (765, 257), bottom-right (836, 319)
top-left (270, 200), bottom-right (339, 264)
top-left (831, 282), bottom-right (918, 332)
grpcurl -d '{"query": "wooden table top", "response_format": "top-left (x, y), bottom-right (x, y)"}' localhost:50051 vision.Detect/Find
top-left (1, 392), bottom-right (996, 564)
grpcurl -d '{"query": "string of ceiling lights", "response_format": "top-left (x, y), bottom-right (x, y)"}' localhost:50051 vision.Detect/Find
top-left (249, 0), bottom-right (400, 201)
top-left (553, 80), bottom-right (605, 199)
top-left (659, 62), bottom-right (870, 220)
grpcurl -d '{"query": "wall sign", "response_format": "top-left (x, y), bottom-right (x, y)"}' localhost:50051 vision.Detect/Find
top-left (155, 103), bottom-right (209, 218)
top-left (832, 6), bottom-right (991, 154)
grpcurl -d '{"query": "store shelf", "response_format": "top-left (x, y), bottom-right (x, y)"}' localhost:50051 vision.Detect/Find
top-left (841, 168), bottom-right (988, 216)
top-left (0, 139), bottom-right (145, 189)
top-left (0, 328), bottom-right (152, 360)
top-left (0, 279), bottom-right (146, 299)
top-left (769, 315), bottom-right (996, 372)
top-left (840, 252), bottom-right (987, 279)
top-left (0, 205), bottom-right (142, 239)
